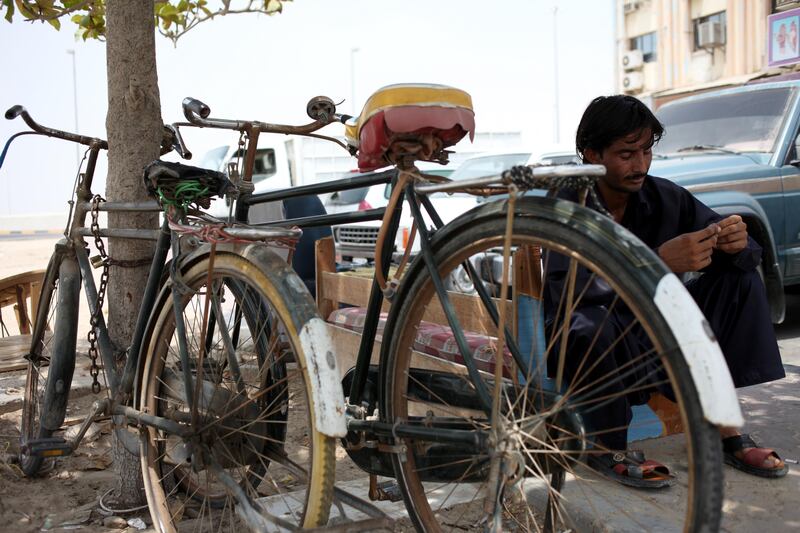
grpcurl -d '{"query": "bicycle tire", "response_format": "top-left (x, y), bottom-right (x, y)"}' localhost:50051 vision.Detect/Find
top-left (139, 248), bottom-right (336, 532)
top-left (19, 252), bottom-right (80, 477)
top-left (380, 196), bottom-right (722, 532)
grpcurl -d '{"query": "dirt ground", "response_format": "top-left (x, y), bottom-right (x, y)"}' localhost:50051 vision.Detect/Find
top-left (0, 395), bottom-right (139, 533)
top-left (0, 236), bottom-right (376, 532)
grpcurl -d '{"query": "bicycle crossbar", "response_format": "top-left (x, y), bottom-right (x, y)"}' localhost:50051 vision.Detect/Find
top-left (414, 164), bottom-right (607, 194)
top-left (253, 207), bottom-right (385, 230)
top-left (77, 201), bottom-right (161, 212)
top-left (245, 169), bottom-right (395, 205)
top-left (76, 228), bottom-right (161, 240)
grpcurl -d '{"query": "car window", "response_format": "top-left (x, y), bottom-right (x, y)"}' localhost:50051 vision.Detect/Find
top-left (329, 187), bottom-right (369, 205)
top-left (539, 154), bottom-right (581, 165)
top-left (656, 88), bottom-right (794, 154)
top-left (449, 153), bottom-right (532, 181)
top-left (233, 148), bottom-right (277, 184)
top-left (197, 146), bottom-right (229, 172)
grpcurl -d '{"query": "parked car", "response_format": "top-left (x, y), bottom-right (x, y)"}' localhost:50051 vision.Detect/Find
top-left (649, 80), bottom-right (800, 323)
top-left (197, 142), bottom-right (293, 220)
top-left (532, 149), bottom-right (581, 166)
top-left (333, 153), bottom-right (532, 262)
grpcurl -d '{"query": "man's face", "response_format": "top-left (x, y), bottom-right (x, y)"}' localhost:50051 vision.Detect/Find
top-left (583, 128), bottom-right (653, 194)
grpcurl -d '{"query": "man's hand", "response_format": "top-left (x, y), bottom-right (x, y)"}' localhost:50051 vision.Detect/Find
top-left (716, 215), bottom-right (748, 254)
top-left (657, 224), bottom-right (719, 273)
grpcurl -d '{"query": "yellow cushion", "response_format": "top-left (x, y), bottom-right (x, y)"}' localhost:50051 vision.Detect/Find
top-left (345, 83), bottom-right (474, 147)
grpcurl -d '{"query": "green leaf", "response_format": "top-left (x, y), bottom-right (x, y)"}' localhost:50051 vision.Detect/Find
top-left (265, 0), bottom-right (282, 14)
top-left (159, 3), bottom-right (177, 17)
top-left (3, 0), bottom-right (14, 23)
top-left (46, 15), bottom-right (59, 29)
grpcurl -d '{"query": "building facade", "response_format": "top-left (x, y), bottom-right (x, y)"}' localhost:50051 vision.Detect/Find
top-left (617, 0), bottom-right (800, 106)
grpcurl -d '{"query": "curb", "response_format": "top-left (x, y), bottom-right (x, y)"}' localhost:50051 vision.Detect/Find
top-left (0, 229), bottom-right (62, 236)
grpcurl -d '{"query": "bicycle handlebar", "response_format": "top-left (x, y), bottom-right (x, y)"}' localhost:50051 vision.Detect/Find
top-left (180, 96), bottom-right (351, 140)
top-left (5, 104), bottom-right (109, 149)
top-left (182, 97), bottom-right (211, 120)
top-left (4, 104), bottom-right (195, 163)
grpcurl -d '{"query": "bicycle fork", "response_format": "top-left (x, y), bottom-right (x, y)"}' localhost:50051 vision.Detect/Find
top-left (21, 256), bottom-right (82, 458)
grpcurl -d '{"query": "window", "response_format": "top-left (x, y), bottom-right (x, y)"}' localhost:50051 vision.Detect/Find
top-left (655, 88), bottom-right (792, 154)
top-left (630, 32), bottom-right (657, 62)
top-left (693, 11), bottom-right (727, 50)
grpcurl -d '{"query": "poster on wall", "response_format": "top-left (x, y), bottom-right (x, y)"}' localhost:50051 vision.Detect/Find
top-left (768, 7), bottom-right (800, 67)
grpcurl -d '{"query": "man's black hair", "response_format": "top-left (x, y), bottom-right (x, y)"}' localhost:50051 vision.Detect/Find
top-left (575, 95), bottom-right (664, 160)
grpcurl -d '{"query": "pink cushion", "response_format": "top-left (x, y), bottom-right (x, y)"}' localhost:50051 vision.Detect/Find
top-left (356, 107), bottom-right (474, 172)
top-left (328, 307), bottom-right (512, 377)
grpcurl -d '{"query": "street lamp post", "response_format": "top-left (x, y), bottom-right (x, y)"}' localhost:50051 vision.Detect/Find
top-left (350, 47), bottom-right (360, 116)
top-left (66, 49), bottom-right (80, 167)
top-left (552, 5), bottom-right (560, 144)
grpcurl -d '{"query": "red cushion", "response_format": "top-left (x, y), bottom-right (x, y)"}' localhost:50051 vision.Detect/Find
top-left (328, 307), bottom-right (512, 377)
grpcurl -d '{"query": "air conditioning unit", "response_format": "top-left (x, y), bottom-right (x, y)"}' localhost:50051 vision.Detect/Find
top-left (697, 20), bottom-right (725, 49)
top-left (623, 1), bottom-right (641, 14)
top-left (622, 72), bottom-right (644, 93)
top-left (622, 49), bottom-right (644, 71)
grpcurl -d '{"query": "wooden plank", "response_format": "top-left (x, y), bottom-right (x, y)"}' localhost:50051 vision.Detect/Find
top-left (0, 335), bottom-right (90, 374)
top-left (315, 236), bottom-right (337, 319)
top-left (327, 322), bottom-right (485, 380)
top-left (321, 271), bottom-right (510, 335)
top-left (418, 290), bottom-right (511, 335)
top-left (320, 271), bottom-right (390, 313)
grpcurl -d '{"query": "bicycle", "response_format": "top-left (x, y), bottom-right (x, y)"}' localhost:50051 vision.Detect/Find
top-left (2, 102), bottom-right (351, 532)
top-left (177, 83), bottom-right (741, 532)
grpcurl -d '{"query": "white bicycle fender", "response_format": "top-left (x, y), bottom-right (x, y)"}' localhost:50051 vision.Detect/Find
top-left (653, 274), bottom-right (744, 428)
top-left (298, 317), bottom-right (348, 437)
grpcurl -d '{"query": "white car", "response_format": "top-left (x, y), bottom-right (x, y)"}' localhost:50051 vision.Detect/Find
top-left (197, 142), bottom-right (293, 221)
top-left (333, 153), bottom-right (534, 262)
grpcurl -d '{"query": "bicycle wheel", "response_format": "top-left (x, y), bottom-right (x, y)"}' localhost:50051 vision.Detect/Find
top-left (139, 249), bottom-right (336, 532)
top-left (381, 196), bottom-right (722, 532)
top-left (19, 252), bottom-right (80, 476)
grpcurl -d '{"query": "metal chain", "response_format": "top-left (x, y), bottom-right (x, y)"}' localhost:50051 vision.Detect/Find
top-left (500, 165), bottom-right (612, 217)
top-left (87, 194), bottom-right (108, 394)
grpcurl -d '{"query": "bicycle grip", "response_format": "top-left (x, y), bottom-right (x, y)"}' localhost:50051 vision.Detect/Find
top-left (5, 105), bottom-right (25, 120)
top-left (182, 97), bottom-right (211, 120)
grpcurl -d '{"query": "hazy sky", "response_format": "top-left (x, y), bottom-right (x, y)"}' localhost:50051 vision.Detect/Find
top-left (0, 0), bottom-right (616, 216)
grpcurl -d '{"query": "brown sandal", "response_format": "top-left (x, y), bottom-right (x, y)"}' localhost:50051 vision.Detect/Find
top-left (588, 450), bottom-right (676, 489)
top-left (722, 434), bottom-right (788, 478)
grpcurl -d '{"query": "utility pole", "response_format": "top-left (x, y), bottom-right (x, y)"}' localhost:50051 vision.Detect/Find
top-left (350, 47), bottom-right (360, 115)
top-left (66, 49), bottom-right (80, 167)
top-left (552, 5), bottom-right (560, 144)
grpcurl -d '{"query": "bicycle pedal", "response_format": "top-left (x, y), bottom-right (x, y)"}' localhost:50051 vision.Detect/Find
top-left (21, 437), bottom-right (73, 458)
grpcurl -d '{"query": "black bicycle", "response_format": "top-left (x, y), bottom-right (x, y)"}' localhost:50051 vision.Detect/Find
top-left (174, 84), bottom-right (731, 532)
top-left (5, 83), bottom-right (733, 532)
top-left (3, 101), bottom-right (350, 532)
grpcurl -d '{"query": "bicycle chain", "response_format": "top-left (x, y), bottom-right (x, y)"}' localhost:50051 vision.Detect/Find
top-left (87, 195), bottom-right (108, 394)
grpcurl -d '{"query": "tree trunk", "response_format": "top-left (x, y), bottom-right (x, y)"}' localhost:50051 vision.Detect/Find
top-left (105, 0), bottom-right (162, 506)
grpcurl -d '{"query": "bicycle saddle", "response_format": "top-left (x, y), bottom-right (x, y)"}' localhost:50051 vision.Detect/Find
top-left (143, 160), bottom-right (233, 208)
top-left (345, 83), bottom-right (475, 172)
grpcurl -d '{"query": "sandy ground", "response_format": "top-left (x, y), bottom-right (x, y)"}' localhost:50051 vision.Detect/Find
top-left (1, 236), bottom-right (799, 532)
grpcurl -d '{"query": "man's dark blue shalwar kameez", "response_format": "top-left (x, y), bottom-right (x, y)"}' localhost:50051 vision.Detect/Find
top-left (544, 175), bottom-right (785, 450)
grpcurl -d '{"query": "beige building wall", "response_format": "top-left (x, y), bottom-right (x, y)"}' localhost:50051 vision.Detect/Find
top-left (617, 0), bottom-right (773, 102)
